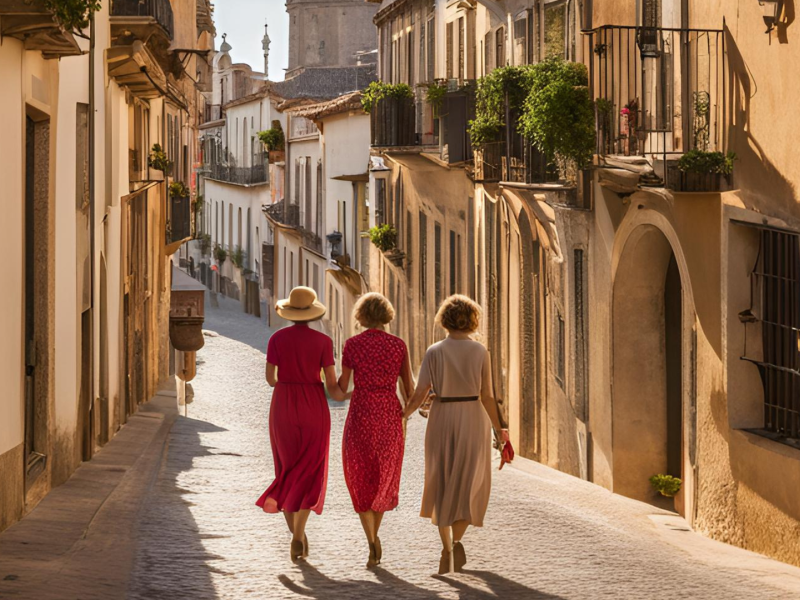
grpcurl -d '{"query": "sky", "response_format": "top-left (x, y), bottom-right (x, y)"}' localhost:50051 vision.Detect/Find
top-left (212, 0), bottom-right (290, 81)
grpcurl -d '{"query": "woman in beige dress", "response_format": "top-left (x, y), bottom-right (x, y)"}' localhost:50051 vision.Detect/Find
top-left (403, 294), bottom-right (508, 574)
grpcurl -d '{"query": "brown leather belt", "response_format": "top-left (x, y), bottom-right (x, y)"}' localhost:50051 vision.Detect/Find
top-left (439, 396), bottom-right (479, 403)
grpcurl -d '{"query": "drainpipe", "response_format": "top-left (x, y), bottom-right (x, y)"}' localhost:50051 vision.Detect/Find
top-left (88, 10), bottom-right (97, 426)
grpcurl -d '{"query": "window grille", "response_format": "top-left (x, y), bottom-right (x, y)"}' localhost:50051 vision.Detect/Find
top-left (742, 229), bottom-right (800, 442)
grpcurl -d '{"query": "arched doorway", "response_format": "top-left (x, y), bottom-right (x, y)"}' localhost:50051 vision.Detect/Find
top-left (518, 210), bottom-right (543, 460)
top-left (612, 223), bottom-right (691, 515)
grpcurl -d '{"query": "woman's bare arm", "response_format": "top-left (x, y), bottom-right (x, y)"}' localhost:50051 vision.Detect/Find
top-left (480, 353), bottom-right (505, 432)
top-left (399, 347), bottom-right (415, 400)
top-left (324, 365), bottom-right (348, 401)
top-left (266, 363), bottom-right (278, 387)
top-left (403, 383), bottom-right (431, 418)
top-left (338, 365), bottom-right (352, 395)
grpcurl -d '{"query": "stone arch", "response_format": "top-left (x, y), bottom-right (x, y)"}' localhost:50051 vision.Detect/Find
top-left (611, 209), bottom-right (697, 519)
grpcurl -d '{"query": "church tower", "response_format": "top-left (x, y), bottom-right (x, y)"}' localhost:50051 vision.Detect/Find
top-left (286, 0), bottom-right (378, 72)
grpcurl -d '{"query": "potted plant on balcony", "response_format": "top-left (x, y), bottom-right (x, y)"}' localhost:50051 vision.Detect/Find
top-left (672, 150), bottom-right (736, 192)
top-left (213, 244), bottom-right (227, 264)
top-left (258, 121), bottom-right (285, 163)
top-left (198, 233), bottom-right (211, 256)
top-left (44, 0), bottom-right (100, 31)
top-left (230, 246), bottom-right (246, 270)
top-left (148, 143), bottom-right (172, 174)
top-left (362, 81), bottom-right (416, 147)
top-left (169, 181), bottom-right (189, 198)
top-left (425, 82), bottom-right (447, 117)
top-left (368, 223), bottom-right (404, 266)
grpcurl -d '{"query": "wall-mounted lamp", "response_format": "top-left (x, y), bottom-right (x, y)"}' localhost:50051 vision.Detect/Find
top-left (758, 0), bottom-right (784, 33)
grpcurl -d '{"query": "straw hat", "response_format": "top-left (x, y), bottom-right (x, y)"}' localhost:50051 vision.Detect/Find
top-left (276, 286), bottom-right (327, 322)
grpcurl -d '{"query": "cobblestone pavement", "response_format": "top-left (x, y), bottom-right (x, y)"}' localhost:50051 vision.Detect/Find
top-left (129, 293), bottom-right (800, 600)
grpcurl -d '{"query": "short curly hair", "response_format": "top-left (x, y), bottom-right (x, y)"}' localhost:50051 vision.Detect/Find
top-left (435, 294), bottom-right (481, 333)
top-left (353, 292), bottom-right (395, 328)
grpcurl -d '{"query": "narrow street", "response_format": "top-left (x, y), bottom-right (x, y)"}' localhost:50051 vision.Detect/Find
top-left (126, 295), bottom-right (800, 600)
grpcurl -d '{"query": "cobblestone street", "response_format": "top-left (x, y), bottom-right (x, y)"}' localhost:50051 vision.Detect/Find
top-left (124, 294), bottom-right (800, 600)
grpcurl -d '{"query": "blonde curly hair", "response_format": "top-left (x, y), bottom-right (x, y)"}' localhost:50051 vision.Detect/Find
top-left (435, 294), bottom-right (481, 333)
top-left (353, 292), bottom-right (395, 328)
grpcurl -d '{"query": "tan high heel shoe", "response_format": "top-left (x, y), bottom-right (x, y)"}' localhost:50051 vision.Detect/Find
top-left (453, 541), bottom-right (466, 572)
top-left (438, 546), bottom-right (454, 574)
top-left (290, 539), bottom-right (305, 563)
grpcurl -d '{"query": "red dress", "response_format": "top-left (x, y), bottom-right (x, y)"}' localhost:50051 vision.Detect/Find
top-left (342, 329), bottom-right (407, 513)
top-left (256, 323), bottom-right (334, 515)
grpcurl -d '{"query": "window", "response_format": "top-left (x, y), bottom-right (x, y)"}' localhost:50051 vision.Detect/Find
top-left (427, 16), bottom-right (435, 81)
top-left (305, 259), bottom-right (309, 286)
top-left (574, 248), bottom-right (588, 422)
top-left (542, 0), bottom-right (573, 60)
top-left (435, 222), bottom-right (442, 308)
top-left (313, 263), bottom-right (320, 294)
top-left (305, 157), bottom-right (312, 232)
top-left (76, 104), bottom-right (89, 208)
top-left (237, 207), bottom-right (242, 249)
top-left (408, 11), bottom-right (415, 85)
top-left (316, 160), bottom-right (323, 240)
top-left (446, 21), bottom-right (454, 78)
top-left (467, 197), bottom-right (475, 298)
top-left (228, 204), bottom-right (233, 250)
top-left (294, 159), bottom-right (301, 206)
top-left (375, 179), bottom-right (387, 225)
top-left (419, 211), bottom-right (428, 301)
top-left (449, 230), bottom-right (457, 295)
top-left (458, 17), bottom-right (465, 79)
top-left (744, 229), bottom-right (800, 441)
top-left (221, 201), bottom-right (225, 247)
top-left (495, 27), bottom-right (505, 69)
top-left (484, 31), bottom-right (493, 74)
top-left (513, 15), bottom-right (528, 66)
top-left (556, 312), bottom-right (566, 388)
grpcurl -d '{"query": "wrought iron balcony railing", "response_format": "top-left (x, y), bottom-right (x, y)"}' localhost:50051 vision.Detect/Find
top-left (370, 96), bottom-right (417, 147)
top-left (111, 0), bottom-right (174, 40)
top-left (206, 161), bottom-right (268, 186)
top-left (265, 201), bottom-right (300, 228)
top-left (167, 194), bottom-right (192, 245)
top-left (585, 25), bottom-right (726, 163)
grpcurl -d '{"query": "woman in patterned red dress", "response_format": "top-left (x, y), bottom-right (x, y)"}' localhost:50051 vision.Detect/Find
top-left (336, 293), bottom-right (414, 568)
top-left (257, 287), bottom-right (348, 563)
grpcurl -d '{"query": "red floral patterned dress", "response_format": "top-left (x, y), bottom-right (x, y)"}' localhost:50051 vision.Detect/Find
top-left (342, 329), bottom-right (407, 513)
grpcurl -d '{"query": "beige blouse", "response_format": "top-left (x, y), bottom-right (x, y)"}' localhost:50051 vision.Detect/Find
top-left (416, 337), bottom-right (492, 399)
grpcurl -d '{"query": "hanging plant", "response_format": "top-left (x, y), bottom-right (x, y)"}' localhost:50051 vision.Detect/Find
top-left (44, 0), bottom-right (101, 32)
top-left (468, 65), bottom-right (535, 147)
top-left (169, 181), bottom-right (189, 198)
top-left (368, 223), bottom-right (398, 253)
top-left (518, 58), bottom-right (596, 170)
top-left (361, 81), bottom-right (414, 114)
top-left (148, 143), bottom-right (172, 173)
top-left (425, 82), bottom-right (447, 113)
top-left (257, 123), bottom-right (285, 152)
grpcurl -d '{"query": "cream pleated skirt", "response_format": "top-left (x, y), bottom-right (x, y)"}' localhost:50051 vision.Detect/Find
top-left (420, 399), bottom-right (492, 527)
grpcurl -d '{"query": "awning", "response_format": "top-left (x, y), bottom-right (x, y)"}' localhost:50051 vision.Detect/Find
top-left (503, 188), bottom-right (564, 263)
top-left (332, 173), bottom-right (369, 182)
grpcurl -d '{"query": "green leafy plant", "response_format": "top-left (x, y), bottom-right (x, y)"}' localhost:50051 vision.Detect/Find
top-left (148, 143), bottom-right (172, 173)
top-left (649, 474), bottom-right (682, 498)
top-left (368, 223), bottom-right (398, 253)
top-left (198, 233), bottom-right (211, 256)
top-left (518, 58), bottom-right (596, 169)
top-left (425, 82), bottom-right (447, 112)
top-left (213, 244), bottom-right (227, 263)
top-left (361, 81), bottom-right (414, 114)
top-left (44, 0), bottom-right (101, 31)
top-left (257, 122), bottom-right (285, 152)
top-left (468, 65), bottom-right (535, 146)
top-left (596, 98), bottom-right (614, 116)
top-left (169, 181), bottom-right (189, 198)
top-left (230, 245), bottom-right (245, 269)
top-left (678, 150), bottom-right (736, 175)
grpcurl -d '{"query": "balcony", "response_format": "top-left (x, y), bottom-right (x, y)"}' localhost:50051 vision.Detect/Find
top-left (585, 25), bottom-right (727, 181)
top-left (167, 193), bottom-right (192, 250)
top-left (265, 201), bottom-right (300, 228)
top-left (438, 89), bottom-right (475, 164)
top-left (0, 1), bottom-right (82, 58)
top-left (111, 0), bottom-right (174, 44)
top-left (206, 162), bottom-right (269, 186)
top-left (370, 96), bottom-right (417, 148)
top-left (472, 136), bottom-right (558, 186)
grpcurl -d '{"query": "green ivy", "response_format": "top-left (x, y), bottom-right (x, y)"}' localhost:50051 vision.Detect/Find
top-left (368, 223), bottom-right (398, 253)
top-left (45, 0), bottom-right (101, 31)
top-left (468, 65), bottom-right (535, 146)
top-left (169, 181), bottom-right (189, 198)
top-left (518, 58), bottom-right (596, 169)
top-left (361, 81), bottom-right (414, 114)
top-left (425, 82), bottom-right (447, 111)
top-left (148, 143), bottom-right (172, 173)
top-left (678, 150), bottom-right (736, 175)
top-left (257, 123), bottom-right (285, 152)
top-left (649, 474), bottom-right (682, 498)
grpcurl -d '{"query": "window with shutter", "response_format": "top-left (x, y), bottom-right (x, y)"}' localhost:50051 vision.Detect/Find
top-left (446, 21), bottom-right (454, 79)
top-left (435, 222), bottom-right (442, 308)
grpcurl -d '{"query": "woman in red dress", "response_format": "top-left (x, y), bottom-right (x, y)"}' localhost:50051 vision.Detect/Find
top-left (256, 286), bottom-right (348, 562)
top-left (336, 292), bottom-right (414, 567)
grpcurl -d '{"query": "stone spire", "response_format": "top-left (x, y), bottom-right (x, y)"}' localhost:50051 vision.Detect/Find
top-left (261, 24), bottom-right (271, 79)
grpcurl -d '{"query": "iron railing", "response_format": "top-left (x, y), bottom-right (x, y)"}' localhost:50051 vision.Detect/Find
top-left (585, 25), bottom-right (726, 169)
top-left (370, 96), bottom-right (417, 147)
top-left (206, 161), bottom-right (268, 185)
top-left (111, 0), bottom-right (174, 39)
top-left (265, 201), bottom-right (300, 228)
top-left (472, 136), bottom-right (558, 185)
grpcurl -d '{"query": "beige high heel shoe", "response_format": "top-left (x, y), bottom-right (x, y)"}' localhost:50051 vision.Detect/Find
top-left (438, 545), bottom-right (455, 574)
